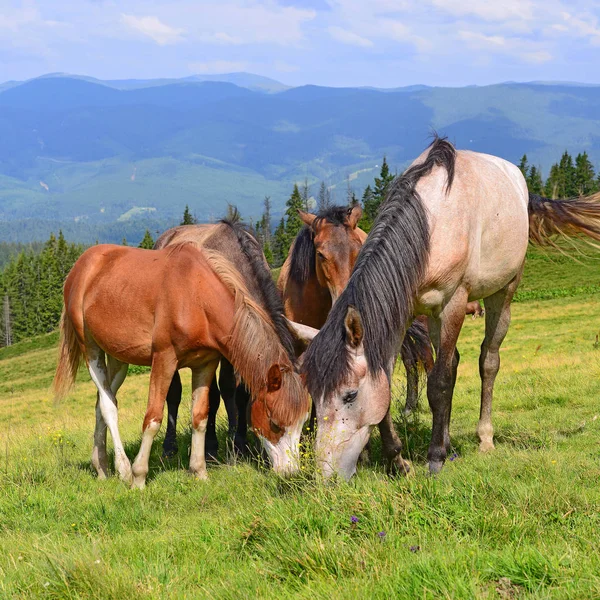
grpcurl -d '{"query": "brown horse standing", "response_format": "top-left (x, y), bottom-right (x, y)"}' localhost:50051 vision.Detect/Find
top-left (277, 204), bottom-right (431, 472)
top-left (53, 227), bottom-right (309, 488)
top-left (154, 221), bottom-right (255, 460)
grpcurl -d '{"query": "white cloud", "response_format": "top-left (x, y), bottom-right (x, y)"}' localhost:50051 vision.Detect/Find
top-left (328, 25), bottom-right (373, 47)
top-left (559, 11), bottom-right (600, 46)
top-left (457, 30), bottom-right (553, 63)
top-left (188, 60), bottom-right (248, 74)
top-left (429, 0), bottom-right (535, 22)
top-left (120, 14), bottom-right (185, 45)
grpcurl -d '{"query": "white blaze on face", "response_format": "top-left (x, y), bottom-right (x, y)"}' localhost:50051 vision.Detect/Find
top-left (260, 412), bottom-right (308, 476)
top-left (316, 413), bottom-right (372, 480)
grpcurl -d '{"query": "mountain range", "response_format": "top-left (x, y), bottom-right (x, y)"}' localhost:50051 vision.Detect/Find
top-left (1, 72), bottom-right (600, 243)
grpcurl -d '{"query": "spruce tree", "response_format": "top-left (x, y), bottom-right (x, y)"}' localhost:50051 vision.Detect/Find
top-left (359, 185), bottom-right (376, 232)
top-left (575, 152), bottom-right (598, 195)
top-left (181, 205), bottom-right (197, 225)
top-left (558, 151), bottom-right (577, 198)
top-left (528, 166), bottom-right (544, 195)
top-left (138, 229), bottom-right (155, 249)
top-left (518, 154), bottom-right (530, 178)
top-left (272, 217), bottom-right (287, 267)
top-left (317, 182), bottom-right (331, 212)
top-left (284, 184), bottom-right (304, 244)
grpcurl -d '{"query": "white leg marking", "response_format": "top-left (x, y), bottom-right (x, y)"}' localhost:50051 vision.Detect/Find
top-left (189, 418), bottom-right (208, 480)
top-left (88, 357), bottom-right (132, 483)
top-left (132, 420), bottom-right (161, 489)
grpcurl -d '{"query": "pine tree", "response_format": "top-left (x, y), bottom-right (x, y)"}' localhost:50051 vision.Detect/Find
top-left (359, 185), bottom-right (376, 232)
top-left (374, 157), bottom-right (395, 202)
top-left (301, 178), bottom-right (311, 211)
top-left (558, 151), bottom-right (577, 198)
top-left (138, 229), bottom-right (155, 249)
top-left (361, 157), bottom-right (395, 232)
top-left (284, 184), bottom-right (304, 244)
top-left (181, 205), bottom-right (197, 225)
top-left (317, 182), bottom-right (331, 212)
top-left (528, 166), bottom-right (544, 195)
top-left (518, 154), bottom-right (530, 178)
top-left (2, 295), bottom-right (11, 347)
top-left (272, 217), bottom-right (287, 267)
top-left (575, 152), bottom-right (598, 196)
top-left (122, 237), bottom-right (128, 246)
top-left (545, 163), bottom-right (560, 199)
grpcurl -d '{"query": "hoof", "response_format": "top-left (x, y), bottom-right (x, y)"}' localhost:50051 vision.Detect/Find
top-left (428, 460), bottom-right (444, 475)
top-left (161, 447), bottom-right (178, 460)
top-left (387, 455), bottom-right (412, 477)
top-left (191, 469), bottom-right (208, 481)
top-left (96, 470), bottom-right (108, 481)
top-left (479, 440), bottom-right (495, 452)
top-left (117, 459), bottom-right (133, 485)
top-left (131, 475), bottom-right (146, 490)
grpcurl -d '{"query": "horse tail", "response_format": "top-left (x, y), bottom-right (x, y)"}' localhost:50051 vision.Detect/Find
top-left (53, 309), bottom-right (82, 401)
top-left (400, 317), bottom-right (434, 373)
top-left (528, 192), bottom-right (600, 246)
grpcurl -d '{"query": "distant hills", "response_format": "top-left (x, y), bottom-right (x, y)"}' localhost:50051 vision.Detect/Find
top-left (2, 73), bottom-right (600, 243)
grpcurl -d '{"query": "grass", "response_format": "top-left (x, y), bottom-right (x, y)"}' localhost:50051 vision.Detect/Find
top-left (1, 291), bottom-right (600, 598)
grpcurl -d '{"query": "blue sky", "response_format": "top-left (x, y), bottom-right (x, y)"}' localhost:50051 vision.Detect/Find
top-left (1, 0), bottom-right (600, 87)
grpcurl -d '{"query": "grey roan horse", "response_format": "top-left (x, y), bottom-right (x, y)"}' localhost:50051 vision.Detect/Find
top-left (293, 136), bottom-right (600, 479)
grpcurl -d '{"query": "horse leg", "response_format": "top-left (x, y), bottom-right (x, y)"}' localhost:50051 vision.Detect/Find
top-left (162, 371), bottom-right (182, 459)
top-left (234, 384), bottom-right (251, 456)
top-left (378, 408), bottom-right (411, 475)
top-left (91, 357), bottom-right (127, 479)
top-left (477, 269), bottom-right (522, 452)
top-left (131, 351), bottom-right (177, 489)
top-left (218, 359), bottom-right (239, 459)
top-left (206, 376), bottom-right (221, 461)
top-left (427, 289), bottom-right (467, 474)
top-left (402, 360), bottom-right (420, 416)
top-left (190, 360), bottom-right (220, 480)
top-left (87, 348), bottom-right (132, 483)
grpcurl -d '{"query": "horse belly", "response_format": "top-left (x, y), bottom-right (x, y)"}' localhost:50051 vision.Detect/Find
top-left (467, 192), bottom-right (529, 299)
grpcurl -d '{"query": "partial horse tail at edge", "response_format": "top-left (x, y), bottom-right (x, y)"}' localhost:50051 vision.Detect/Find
top-left (52, 309), bottom-right (82, 402)
top-left (528, 192), bottom-right (600, 246)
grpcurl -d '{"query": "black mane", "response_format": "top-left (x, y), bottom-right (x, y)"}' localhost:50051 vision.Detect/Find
top-left (302, 136), bottom-right (456, 400)
top-left (219, 217), bottom-right (297, 363)
top-left (288, 205), bottom-right (357, 286)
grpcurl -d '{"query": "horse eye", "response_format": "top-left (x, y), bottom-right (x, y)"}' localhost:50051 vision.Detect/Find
top-left (270, 419), bottom-right (282, 434)
top-left (343, 390), bottom-right (358, 404)
top-left (317, 251), bottom-right (326, 261)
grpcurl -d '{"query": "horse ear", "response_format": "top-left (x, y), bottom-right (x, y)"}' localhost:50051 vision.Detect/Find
top-left (344, 306), bottom-right (363, 348)
top-left (298, 210), bottom-right (317, 227)
top-left (267, 364), bottom-right (283, 392)
top-left (346, 205), bottom-right (362, 229)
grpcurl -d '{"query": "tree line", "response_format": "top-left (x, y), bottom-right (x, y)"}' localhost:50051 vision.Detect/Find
top-left (519, 151), bottom-right (600, 198)
top-left (2, 149), bottom-right (599, 347)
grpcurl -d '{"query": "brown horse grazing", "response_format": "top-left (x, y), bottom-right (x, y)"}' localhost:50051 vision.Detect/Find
top-left (295, 136), bottom-right (600, 479)
top-left (53, 233), bottom-right (310, 488)
top-left (154, 221), bottom-right (255, 460)
top-left (278, 204), bottom-right (431, 473)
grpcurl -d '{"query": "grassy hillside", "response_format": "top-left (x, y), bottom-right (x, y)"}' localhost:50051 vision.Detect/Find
top-left (1, 251), bottom-right (600, 598)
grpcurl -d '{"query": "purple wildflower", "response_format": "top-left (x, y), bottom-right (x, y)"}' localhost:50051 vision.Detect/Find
top-left (409, 545), bottom-right (420, 553)
top-left (350, 515), bottom-right (359, 524)
top-left (378, 531), bottom-right (386, 538)
top-left (449, 452), bottom-right (458, 462)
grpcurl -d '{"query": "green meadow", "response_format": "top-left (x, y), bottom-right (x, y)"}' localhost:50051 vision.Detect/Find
top-left (1, 245), bottom-right (600, 599)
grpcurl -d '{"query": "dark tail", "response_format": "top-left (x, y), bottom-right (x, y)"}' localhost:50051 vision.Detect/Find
top-left (53, 309), bottom-right (82, 401)
top-left (400, 317), bottom-right (434, 373)
top-left (528, 192), bottom-right (600, 246)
